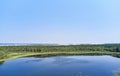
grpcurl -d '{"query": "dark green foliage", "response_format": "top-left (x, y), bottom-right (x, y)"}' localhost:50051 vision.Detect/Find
top-left (1, 44), bottom-right (120, 53)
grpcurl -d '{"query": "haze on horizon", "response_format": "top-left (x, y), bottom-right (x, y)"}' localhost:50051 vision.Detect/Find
top-left (0, 0), bottom-right (120, 45)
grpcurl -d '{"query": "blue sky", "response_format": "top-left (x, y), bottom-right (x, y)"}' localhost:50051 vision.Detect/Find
top-left (0, 0), bottom-right (120, 44)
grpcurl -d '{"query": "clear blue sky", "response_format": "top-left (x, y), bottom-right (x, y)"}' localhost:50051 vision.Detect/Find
top-left (0, 0), bottom-right (120, 44)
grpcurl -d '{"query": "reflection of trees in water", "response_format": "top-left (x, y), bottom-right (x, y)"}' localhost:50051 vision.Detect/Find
top-left (25, 54), bottom-right (58, 58)
top-left (76, 72), bottom-right (88, 76)
top-left (0, 61), bottom-right (4, 65)
top-left (112, 55), bottom-right (120, 58)
top-left (52, 57), bottom-right (90, 65)
top-left (25, 54), bottom-right (120, 59)
top-left (25, 59), bottom-right (43, 63)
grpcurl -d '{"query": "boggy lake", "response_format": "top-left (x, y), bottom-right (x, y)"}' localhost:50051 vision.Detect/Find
top-left (0, 55), bottom-right (120, 76)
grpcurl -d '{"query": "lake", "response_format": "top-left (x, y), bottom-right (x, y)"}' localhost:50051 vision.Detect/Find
top-left (0, 55), bottom-right (120, 76)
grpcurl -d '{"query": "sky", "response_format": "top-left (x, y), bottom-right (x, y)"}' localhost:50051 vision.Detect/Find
top-left (0, 0), bottom-right (120, 44)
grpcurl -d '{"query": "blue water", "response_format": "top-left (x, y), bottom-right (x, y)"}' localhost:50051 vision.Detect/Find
top-left (0, 55), bottom-right (120, 76)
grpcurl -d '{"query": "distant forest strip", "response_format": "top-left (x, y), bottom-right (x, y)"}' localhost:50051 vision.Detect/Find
top-left (0, 44), bottom-right (120, 61)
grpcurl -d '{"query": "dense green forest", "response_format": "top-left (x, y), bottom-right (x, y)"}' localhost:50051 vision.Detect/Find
top-left (0, 44), bottom-right (120, 61)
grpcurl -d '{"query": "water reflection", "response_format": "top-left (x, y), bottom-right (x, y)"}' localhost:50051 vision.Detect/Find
top-left (52, 57), bottom-right (90, 65)
top-left (76, 72), bottom-right (89, 76)
top-left (0, 55), bottom-right (120, 76)
top-left (112, 55), bottom-right (120, 58)
top-left (25, 59), bottom-right (43, 63)
top-left (23, 56), bottom-right (90, 65)
top-left (0, 61), bottom-right (4, 65)
top-left (27, 54), bottom-right (120, 58)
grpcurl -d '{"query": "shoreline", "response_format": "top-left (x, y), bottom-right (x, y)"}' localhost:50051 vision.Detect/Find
top-left (0, 51), bottom-right (120, 62)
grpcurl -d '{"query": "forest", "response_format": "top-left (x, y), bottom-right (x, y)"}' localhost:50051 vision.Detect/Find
top-left (0, 44), bottom-right (120, 61)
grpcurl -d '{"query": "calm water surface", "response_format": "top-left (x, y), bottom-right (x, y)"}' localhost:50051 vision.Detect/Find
top-left (0, 55), bottom-right (120, 76)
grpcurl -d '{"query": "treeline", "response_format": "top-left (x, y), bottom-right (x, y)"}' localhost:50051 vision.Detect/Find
top-left (0, 44), bottom-right (120, 60)
top-left (0, 44), bottom-right (120, 53)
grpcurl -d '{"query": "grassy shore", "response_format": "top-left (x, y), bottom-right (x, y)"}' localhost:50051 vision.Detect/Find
top-left (0, 51), bottom-right (120, 62)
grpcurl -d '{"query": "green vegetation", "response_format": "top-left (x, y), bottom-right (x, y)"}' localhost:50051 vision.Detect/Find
top-left (117, 72), bottom-right (120, 76)
top-left (0, 44), bottom-right (120, 62)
